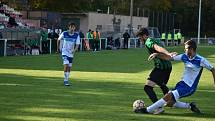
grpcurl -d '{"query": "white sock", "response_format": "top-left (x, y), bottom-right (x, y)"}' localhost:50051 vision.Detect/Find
top-left (173, 101), bottom-right (190, 108)
top-left (64, 72), bottom-right (70, 81)
top-left (147, 98), bottom-right (167, 113)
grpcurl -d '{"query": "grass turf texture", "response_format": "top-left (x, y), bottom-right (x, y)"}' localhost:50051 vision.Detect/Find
top-left (0, 46), bottom-right (215, 121)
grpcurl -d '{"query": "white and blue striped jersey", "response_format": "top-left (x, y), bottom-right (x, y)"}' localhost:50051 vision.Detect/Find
top-left (58, 31), bottom-right (80, 57)
top-left (173, 54), bottom-right (214, 88)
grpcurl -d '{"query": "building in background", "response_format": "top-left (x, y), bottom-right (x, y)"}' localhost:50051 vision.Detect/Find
top-left (21, 11), bottom-right (148, 37)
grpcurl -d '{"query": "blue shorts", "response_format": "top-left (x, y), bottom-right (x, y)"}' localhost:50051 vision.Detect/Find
top-left (171, 81), bottom-right (196, 101)
top-left (62, 55), bottom-right (73, 65)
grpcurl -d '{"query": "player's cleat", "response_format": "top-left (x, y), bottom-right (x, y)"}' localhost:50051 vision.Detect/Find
top-left (64, 81), bottom-right (70, 86)
top-left (153, 107), bottom-right (165, 115)
top-left (190, 102), bottom-right (201, 114)
top-left (134, 108), bottom-right (149, 114)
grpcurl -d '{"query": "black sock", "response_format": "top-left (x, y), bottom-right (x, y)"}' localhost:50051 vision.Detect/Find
top-left (144, 85), bottom-right (158, 103)
top-left (160, 84), bottom-right (169, 95)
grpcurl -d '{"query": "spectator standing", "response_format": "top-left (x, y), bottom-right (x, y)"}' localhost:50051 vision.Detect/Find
top-left (177, 32), bottom-right (182, 45)
top-left (79, 30), bottom-right (85, 50)
top-left (123, 30), bottom-right (130, 49)
top-left (41, 28), bottom-right (49, 54)
top-left (93, 30), bottom-right (100, 51)
top-left (174, 33), bottom-right (178, 46)
top-left (167, 32), bottom-right (172, 46)
top-left (161, 32), bottom-right (166, 47)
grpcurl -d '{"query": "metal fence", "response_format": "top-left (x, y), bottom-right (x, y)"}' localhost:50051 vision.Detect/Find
top-left (0, 37), bottom-right (146, 56)
top-left (191, 37), bottom-right (215, 45)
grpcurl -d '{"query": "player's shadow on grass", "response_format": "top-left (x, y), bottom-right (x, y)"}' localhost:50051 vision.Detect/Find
top-left (1, 73), bottom-right (215, 121)
top-left (161, 112), bottom-right (215, 119)
top-left (0, 49), bottom-right (154, 73)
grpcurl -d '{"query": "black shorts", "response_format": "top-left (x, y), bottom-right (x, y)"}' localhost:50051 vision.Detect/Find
top-left (147, 67), bottom-right (172, 86)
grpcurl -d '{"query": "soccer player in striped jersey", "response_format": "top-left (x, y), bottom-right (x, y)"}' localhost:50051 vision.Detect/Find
top-left (136, 40), bottom-right (215, 114)
top-left (136, 28), bottom-right (175, 113)
top-left (57, 22), bottom-right (80, 86)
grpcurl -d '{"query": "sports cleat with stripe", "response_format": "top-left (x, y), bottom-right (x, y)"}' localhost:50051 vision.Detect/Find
top-left (134, 108), bottom-right (149, 114)
top-left (190, 102), bottom-right (201, 114)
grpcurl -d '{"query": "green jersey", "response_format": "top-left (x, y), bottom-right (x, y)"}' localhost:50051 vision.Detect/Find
top-left (145, 38), bottom-right (172, 70)
top-left (41, 31), bottom-right (48, 41)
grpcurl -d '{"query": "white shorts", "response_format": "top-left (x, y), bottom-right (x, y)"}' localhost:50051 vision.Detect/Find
top-left (62, 55), bottom-right (73, 67)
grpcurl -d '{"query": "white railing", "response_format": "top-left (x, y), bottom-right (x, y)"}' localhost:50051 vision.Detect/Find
top-left (128, 38), bottom-right (143, 48)
top-left (191, 37), bottom-right (215, 45)
top-left (1, 37), bottom-right (145, 56)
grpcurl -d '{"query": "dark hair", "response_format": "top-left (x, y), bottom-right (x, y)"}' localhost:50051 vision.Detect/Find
top-left (184, 40), bottom-right (197, 51)
top-left (136, 28), bottom-right (149, 36)
top-left (68, 22), bottom-right (76, 27)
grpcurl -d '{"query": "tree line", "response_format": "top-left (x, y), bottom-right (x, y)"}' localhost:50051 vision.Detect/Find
top-left (4, 0), bottom-right (215, 37)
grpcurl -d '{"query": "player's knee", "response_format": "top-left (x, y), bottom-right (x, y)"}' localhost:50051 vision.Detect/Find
top-left (163, 93), bottom-right (172, 102)
top-left (160, 84), bottom-right (169, 95)
top-left (145, 80), bottom-right (156, 87)
top-left (163, 92), bottom-right (175, 107)
top-left (68, 63), bottom-right (72, 67)
top-left (166, 102), bottom-right (174, 107)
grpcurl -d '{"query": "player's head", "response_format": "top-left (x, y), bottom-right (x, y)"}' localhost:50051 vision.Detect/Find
top-left (136, 28), bottom-right (149, 42)
top-left (184, 40), bottom-right (197, 56)
top-left (68, 22), bottom-right (76, 31)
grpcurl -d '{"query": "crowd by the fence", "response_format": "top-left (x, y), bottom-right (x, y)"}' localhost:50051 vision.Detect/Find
top-left (0, 29), bottom-right (190, 56)
top-left (0, 35), bottom-right (142, 56)
top-left (1, 28), bottom-right (215, 56)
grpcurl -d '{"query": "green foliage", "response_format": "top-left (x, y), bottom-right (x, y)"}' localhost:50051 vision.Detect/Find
top-left (149, 0), bottom-right (172, 11)
top-left (172, 0), bottom-right (215, 37)
top-left (27, 0), bottom-right (173, 14)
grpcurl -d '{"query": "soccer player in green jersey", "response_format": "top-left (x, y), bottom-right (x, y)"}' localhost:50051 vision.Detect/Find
top-left (136, 28), bottom-right (175, 113)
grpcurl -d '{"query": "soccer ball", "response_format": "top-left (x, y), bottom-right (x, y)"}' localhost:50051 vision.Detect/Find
top-left (133, 99), bottom-right (145, 112)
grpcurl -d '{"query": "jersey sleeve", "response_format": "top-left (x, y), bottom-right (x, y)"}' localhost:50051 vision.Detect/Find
top-left (172, 54), bottom-right (183, 61)
top-left (76, 35), bottom-right (81, 45)
top-left (200, 57), bottom-right (214, 71)
top-left (145, 38), bottom-right (156, 49)
top-left (58, 32), bottom-right (64, 40)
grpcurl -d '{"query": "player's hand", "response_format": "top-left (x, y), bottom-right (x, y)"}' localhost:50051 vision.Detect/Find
top-left (169, 52), bottom-right (178, 57)
top-left (148, 53), bottom-right (158, 61)
top-left (72, 49), bottom-right (78, 54)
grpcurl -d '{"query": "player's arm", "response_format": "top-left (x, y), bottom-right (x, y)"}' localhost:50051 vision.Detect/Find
top-left (211, 68), bottom-right (215, 85)
top-left (153, 44), bottom-right (171, 55)
top-left (153, 44), bottom-right (178, 57)
top-left (73, 35), bottom-right (81, 53)
top-left (74, 44), bottom-right (79, 52)
top-left (57, 33), bottom-right (63, 53)
top-left (56, 39), bottom-right (60, 53)
top-left (148, 53), bottom-right (173, 61)
top-left (200, 58), bottom-right (215, 86)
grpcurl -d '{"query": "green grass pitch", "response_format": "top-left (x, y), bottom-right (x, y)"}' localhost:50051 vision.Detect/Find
top-left (0, 46), bottom-right (215, 121)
